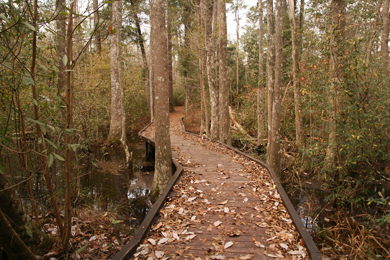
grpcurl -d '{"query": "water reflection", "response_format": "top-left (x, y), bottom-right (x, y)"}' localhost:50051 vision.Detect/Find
top-left (80, 138), bottom-right (154, 228)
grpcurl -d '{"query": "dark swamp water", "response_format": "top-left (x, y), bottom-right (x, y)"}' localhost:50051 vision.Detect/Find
top-left (77, 136), bottom-right (155, 228)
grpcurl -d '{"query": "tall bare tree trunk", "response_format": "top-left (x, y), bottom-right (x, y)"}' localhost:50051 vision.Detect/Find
top-left (324, 0), bottom-right (345, 172)
top-left (268, 0), bottom-right (283, 175)
top-left (235, 0), bottom-right (240, 95)
top-left (257, 0), bottom-right (265, 142)
top-left (199, 2), bottom-right (210, 135)
top-left (107, 0), bottom-right (125, 144)
top-left (205, 0), bottom-right (219, 140)
top-left (93, 0), bottom-right (102, 54)
top-left (150, 0), bottom-right (173, 197)
top-left (266, 0), bottom-right (275, 163)
top-left (288, 0), bottom-right (304, 147)
top-left (167, 0), bottom-right (175, 111)
top-left (134, 13), bottom-right (150, 110)
top-left (382, 0), bottom-right (389, 68)
top-left (62, 1), bottom-right (75, 249)
top-left (218, 0), bottom-right (230, 144)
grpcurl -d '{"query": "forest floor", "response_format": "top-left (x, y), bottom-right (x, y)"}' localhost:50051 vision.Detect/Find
top-left (133, 107), bottom-right (309, 259)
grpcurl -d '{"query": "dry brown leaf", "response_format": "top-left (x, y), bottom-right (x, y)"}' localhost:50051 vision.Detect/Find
top-left (239, 254), bottom-right (254, 260)
top-left (224, 241), bottom-right (233, 249)
top-left (214, 221), bottom-right (222, 227)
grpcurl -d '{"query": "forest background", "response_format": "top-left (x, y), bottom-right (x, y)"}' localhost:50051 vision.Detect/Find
top-left (1, 0), bottom-right (390, 259)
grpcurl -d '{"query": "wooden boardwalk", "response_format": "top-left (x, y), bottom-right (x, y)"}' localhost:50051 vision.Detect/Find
top-left (113, 108), bottom-right (321, 260)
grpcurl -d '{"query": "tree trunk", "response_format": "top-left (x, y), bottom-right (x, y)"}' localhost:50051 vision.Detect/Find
top-left (266, 0), bottom-right (275, 163)
top-left (0, 173), bottom-right (53, 258)
top-left (204, 0), bottom-right (219, 141)
top-left (235, 0), bottom-right (240, 95)
top-left (288, 0), bottom-right (304, 147)
top-left (218, 0), bottom-right (230, 144)
top-left (93, 0), bottom-right (102, 54)
top-left (324, 0), bottom-right (345, 172)
top-left (167, 0), bottom-right (175, 111)
top-left (199, 2), bottom-right (209, 135)
top-left (107, 0), bottom-right (126, 144)
top-left (62, 1), bottom-right (75, 249)
top-left (134, 13), bottom-right (150, 110)
top-left (382, 0), bottom-right (389, 68)
top-left (268, 0), bottom-right (283, 175)
top-left (150, 0), bottom-right (173, 197)
top-left (257, 0), bottom-right (265, 142)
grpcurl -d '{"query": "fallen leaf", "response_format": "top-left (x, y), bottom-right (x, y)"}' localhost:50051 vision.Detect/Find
top-left (155, 251), bottom-right (164, 259)
top-left (214, 221), bottom-right (222, 227)
top-left (185, 234), bottom-right (196, 240)
top-left (210, 255), bottom-right (225, 259)
top-left (187, 197), bottom-right (197, 202)
top-left (224, 207), bottom-right (229, 213)
top-left (147, 239), bottom-right (156, 245)
top-left (280, 243), bottom-right (288, 250)
top-left (239, 254), bottom-right (254, 260)
top-left (219, 200), bottom-right (228, 205)
top-left (173, 233), bottom-right (180, 240)
top-left (288, 250), bottom-right (304, 255)
top-left (224, 241), bottom-right (233, 249)
top-left (89, 236), bottom-right (97, 242)
top-left (158, 237), bottom-right (169, 245)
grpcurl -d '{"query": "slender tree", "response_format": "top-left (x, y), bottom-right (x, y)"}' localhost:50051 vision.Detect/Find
top-left (218, 0), bottom-right (230, 144)
top-left (382, 0), bottom-right (389, 68)
top-left (324, 0), bottom-right (345, 172)
top-left (150, 0), bottom-right (173, 197)
top-left (268, 0), bottom-right (283, 175)
top-left (199, 0), bottom-right (210, 135)
top-left (167, 0), bottom-right (175, 111)
top-left (62, 0), bottom-right (75, 248)
top-left (204, 0), bottom-right (219, 140)
top-left (257, 0), bottom-right (265, 142)
top-left (266, 0), bottom-right (275, 163)
top-left (93, 0), bottom-right (102, 54)
top-left (288, 0), bottom-right (304, 147)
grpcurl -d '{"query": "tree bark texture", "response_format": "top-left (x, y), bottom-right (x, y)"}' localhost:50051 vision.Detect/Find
top-left (218, 0), bottom-right (230, 144)
top-left (107, 0), bottom-right (126, 144)
top-left (93, 0), bottom-right (102, 54)
top-left (325, 0), bottom-right (345, 172)
top-left (382, 0), bottom-right (389, 67)
top-left (235, 0), bottom-right (240, 95)
top-left (266, 0), bottom-right (275, 163)
top-left (257, 0), bottom-right (265, 142)
top-left (167, 0), bottom-right (175, 111)
top-left (268, 0), bottom-right (283, 175)
top-left (204, 0), bottom-right (219, 141)
top-left (288, 0), bottom-right (304, 147)
top-left (150, 0), bottom-right (173, 197)
top-left (199, 1), bottom-right (210, 135)
top-left (134, 12), bottom-right (150, 111)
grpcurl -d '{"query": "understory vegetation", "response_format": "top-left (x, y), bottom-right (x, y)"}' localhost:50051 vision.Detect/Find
top-left (1, 0), bottom-right (390, 258)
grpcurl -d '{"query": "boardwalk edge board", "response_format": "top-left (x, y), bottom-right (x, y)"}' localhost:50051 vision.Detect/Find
top-left (179, 117), bottom-right (322, 260)
top-left (112, 124), bottom-right (183, 260)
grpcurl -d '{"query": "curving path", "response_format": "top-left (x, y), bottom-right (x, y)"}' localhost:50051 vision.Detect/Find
top-left (117, 107), bottom-right (320, 260)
